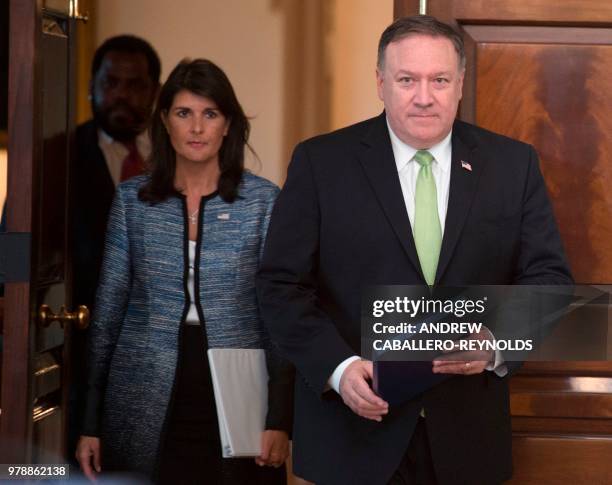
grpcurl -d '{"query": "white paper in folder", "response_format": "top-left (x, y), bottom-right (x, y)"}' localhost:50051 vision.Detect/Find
top-left (207, 348), bottom-right (268, 458)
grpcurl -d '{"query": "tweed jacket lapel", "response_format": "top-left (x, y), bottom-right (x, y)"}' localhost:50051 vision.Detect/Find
top-left (142, 196), bottom-right (187, 326)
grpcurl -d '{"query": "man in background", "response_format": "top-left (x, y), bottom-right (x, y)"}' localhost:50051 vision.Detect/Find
top-left (72, 34), bottom-right (160, 311)
top-left (70, 34), bottom-right (160, 462)
top-left (257, 15), bottom-right (572, 485)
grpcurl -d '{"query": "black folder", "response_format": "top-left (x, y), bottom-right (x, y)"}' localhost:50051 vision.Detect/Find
top-left (372, 360), bottom-right (450, 405)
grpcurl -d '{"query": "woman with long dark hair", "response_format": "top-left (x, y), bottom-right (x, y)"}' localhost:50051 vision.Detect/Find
top-left (76, 59), bottom-right (293, 484)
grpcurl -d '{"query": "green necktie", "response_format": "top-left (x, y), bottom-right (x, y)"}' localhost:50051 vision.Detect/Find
top-left (413, 150), bottom-right (442, 285)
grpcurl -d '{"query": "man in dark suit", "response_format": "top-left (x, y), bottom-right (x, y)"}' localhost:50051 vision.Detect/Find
top-left (72, 35), bottom-right (160, 311)
top-left (257, 16), bottom-right (572, 485)
top-left (70, 34), bottom-right (160, 462)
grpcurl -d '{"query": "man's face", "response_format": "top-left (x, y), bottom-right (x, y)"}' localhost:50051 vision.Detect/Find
top-left (91, 51), bottom-right (157, 141)
top-left (377, 34), bottom-right (464, 149)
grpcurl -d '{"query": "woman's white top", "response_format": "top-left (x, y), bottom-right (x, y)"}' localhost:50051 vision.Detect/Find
top-left (185, 241), bottom-right (200, 324)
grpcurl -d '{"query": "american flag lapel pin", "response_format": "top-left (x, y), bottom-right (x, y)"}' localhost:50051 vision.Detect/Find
top-left (461, 160), bottom-right (472, 172)
top-left (217, 213), bottom-right (230, 220)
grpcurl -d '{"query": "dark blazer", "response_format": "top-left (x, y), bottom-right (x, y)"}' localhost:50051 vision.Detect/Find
top-left (256, 113), bottom-right (572, 485)
top-left (72, 120), bottom-right (116, 311)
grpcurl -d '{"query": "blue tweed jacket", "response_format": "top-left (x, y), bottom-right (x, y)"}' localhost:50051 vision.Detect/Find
top-left (82, 172), bottom-right (292, 477)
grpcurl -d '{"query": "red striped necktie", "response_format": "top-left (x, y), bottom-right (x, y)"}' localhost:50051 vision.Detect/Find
top-left (120, 140), bottom-right (145, 182)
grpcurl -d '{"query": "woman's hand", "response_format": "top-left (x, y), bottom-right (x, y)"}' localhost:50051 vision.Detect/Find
top-left (255, 430), bottom-right (289, 468)
top-left (76, 435), bottom-right (101, 482)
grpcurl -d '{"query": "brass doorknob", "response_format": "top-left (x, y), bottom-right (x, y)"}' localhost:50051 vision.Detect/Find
top-left (38, 304), bottom-right (90, 330)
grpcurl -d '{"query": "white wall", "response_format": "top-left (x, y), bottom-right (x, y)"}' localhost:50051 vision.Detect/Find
top-left (96, 0), bottom-right (285, 184)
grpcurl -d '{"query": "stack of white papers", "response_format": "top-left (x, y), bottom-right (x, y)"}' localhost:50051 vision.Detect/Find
top-left (207, 348), bottom-right (268, 458)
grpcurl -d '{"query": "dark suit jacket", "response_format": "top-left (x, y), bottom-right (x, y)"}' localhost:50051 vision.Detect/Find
top-left (256, 114), bottom-right (572, 485)
top-left (72, 120), bottom-right (116, 311)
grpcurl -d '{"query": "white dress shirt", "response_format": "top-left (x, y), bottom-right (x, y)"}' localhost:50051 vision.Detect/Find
top-left (328, 120), bottom-right (506, 394)
top-left (389, 120), bottom-right (452, 232)
top-left (98, 129), bottom-right (151, 186)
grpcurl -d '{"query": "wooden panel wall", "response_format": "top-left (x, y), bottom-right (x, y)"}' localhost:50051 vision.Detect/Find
top-left (469, 26), bottom-right (612, 283)
top-left (394, 1), bottom-right (612, 483)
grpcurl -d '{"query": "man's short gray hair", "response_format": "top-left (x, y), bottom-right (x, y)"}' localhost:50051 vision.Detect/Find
top-left (377, 15), bottom-right (466, 71)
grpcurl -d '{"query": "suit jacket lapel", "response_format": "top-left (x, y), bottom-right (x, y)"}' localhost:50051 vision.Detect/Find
top-left (435, 122), bottom-right (483, 283)
top-left (357, 114), bottom-right (424, 279)
top-left (83, 121), bottom-right (116, 196)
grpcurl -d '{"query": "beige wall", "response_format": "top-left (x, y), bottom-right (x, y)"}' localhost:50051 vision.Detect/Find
top-left (95, 0), bottom-right (392, 186)
top-left (96, 0), bottom-right (285, 184)
top-left (329, 0), bottom-right (392, 130)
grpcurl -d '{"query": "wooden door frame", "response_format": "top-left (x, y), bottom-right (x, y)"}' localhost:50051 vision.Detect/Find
top-left (0, 0), bottom-right (39, 463)
top-left (395, 0), bottom-right (612, 23)
top-left (394, 0), bottom-right (421, 18)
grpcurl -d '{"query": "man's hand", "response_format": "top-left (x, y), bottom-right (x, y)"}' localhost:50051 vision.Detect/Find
top-left (75, 435), bottom-right (101, 482)
top-left (339, 359), bottom-right (388, 421)
top-left (255, 430), bottom-right (289, 467)
top-left (432, 327), bottom-right (495, 375)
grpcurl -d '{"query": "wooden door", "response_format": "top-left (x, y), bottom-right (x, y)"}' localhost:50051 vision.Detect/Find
top-left (0, 0), bottom-right (87, 464)
top-left (395, 1), bottom-right (612, 483)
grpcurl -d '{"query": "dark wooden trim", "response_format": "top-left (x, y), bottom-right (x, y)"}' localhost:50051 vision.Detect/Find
top-left (0, 0), bottom-right (39, 463)
top-left (431, 0), bottom-right (612, 25)
top-left (75, 0), bottom-right (96, 124)
top-left (6, 0), bottom-right (38, 235)
top-left (513, 416), bottom-right (612, 435)
top-left (394, 1), bottom-right (612, 27)
top-left (511, 392), bottom-right (612, 418)
top-left (464, 25), bottom-right (612, 44)
top-left (520, 361), bottom-right (612, 376)
top-left (62, 12), bottom-right (77, 460)
top-left (0, 283), bottom-right (32, 462)
top-left (511, 375), bottom-right (612, 393)
top-left (509, 435), bottom-right (612, 484)
top-left (394, 0), bottom-right (421, 18)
